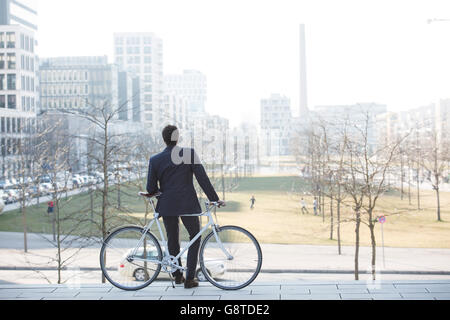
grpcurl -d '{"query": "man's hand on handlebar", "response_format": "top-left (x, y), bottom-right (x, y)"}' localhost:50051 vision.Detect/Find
top-left (217, 200), bottom-right (226, 208)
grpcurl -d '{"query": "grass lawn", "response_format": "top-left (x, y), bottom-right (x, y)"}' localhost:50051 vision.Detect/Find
top-left (1, 175), bottom-right (449, 248)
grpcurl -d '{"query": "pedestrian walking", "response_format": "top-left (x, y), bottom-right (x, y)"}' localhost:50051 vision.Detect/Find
top-left (300, 198), bottom-right (309, 214)
top-left (313, 197), bottom-right (318, 216)
top-left (250, 195), bottom-right (256, 210)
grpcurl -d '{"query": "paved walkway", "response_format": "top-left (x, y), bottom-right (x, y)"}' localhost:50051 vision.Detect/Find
top-left (1, 280), bottom-right (450, 300)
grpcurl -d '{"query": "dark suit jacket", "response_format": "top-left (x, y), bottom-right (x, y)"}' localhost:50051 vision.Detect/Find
top-left (146, 145), bottom-right (219, 216)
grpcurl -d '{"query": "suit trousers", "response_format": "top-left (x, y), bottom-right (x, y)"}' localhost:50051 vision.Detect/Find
top-left (162, 215), bottom-right (201, 280)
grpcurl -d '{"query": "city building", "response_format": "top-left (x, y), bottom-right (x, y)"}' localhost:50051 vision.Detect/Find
top-left (113, 32), bottom-right (164, 131)
top-left (313, 102), bottom-right (387, 151)
top-left (260, 94), bottom-right (293, 156)
top-left (0, 0), bottom-right (38, 32)
top-left (164, 70), bottom-right (207, 115)
top-left (0, 0), bottom-right (38, 178)
top-left (39, 56), bottom-right (120, 115)
top-left (161, 92), bottom-right (188, 131)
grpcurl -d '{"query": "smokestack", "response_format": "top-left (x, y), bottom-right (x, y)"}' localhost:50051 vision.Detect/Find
top-left (299, 24), bottom-right (308, 117)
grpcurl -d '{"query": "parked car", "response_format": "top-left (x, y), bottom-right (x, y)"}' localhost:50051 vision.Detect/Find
top-left (0, 190), bottom-right (13, 205)
top-left (118, 247), bottom-right (225, 282)
top-left (39, 183), bottom-right (53, 195)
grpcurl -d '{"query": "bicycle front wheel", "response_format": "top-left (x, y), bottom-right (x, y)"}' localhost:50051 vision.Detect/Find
top-left (199, 225), bottom-right (262, 290)
top-left (100, 226), bottom-right (162, 291)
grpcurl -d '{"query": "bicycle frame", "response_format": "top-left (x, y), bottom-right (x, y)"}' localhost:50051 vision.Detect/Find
top-left (128, 197), bottom-right (232, 271)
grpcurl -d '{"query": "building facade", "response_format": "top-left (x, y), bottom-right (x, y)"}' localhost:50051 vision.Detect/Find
top-left (0, 23), bottom-right (38, 178)
top-left (39, 56), bottom-right (119, 115)
top-left (260, 93), bottom-right (292, 156)
top-left (113, 32), bottom-right (163, 131)
top-left (164, 70), bottom-right (207, 115)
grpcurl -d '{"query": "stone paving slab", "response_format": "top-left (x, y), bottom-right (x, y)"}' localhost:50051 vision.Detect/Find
top-left (0, 280), bottom-right (449, 300)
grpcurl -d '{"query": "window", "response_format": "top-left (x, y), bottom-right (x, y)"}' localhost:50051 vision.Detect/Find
top-left (24, 35), bottom-right (29, 51)
top-left (144, 94), bottom-right (152, 102)
top-left (0, 54), bottom-right (4, 69)
top-left (0, 95), bottom-right (5, 108)
top-left (6, 117), bottom-right (10, 132)
top-left (145, 113), bottom-right (152, 121)
top-left (134, 56), bottom-right (140, 64)
top-left (116, 47), bottom-right (123, 55)
top-left (127, 47), bottom-right (133, 54)
top-left (7, 53), bottom-right (16, 69)
top-left (7, 74), bottom-right (16, 90)
top-left (144, 66), bottom-right (152, 73)
top-left (0, 32), bottom-right (4, 48)
top-left (21, 55), bottom-right (24, 69)
top-left (30, 38), bottom-right (34, 53)
top-left (0, 74), bottom-right (4, 90)
top-left (144, 37), bottom-right (152, 45)
top-left (115, 37), bottom-right (123, 45)
top-left (6, 32), bottom-right (15, 48)
top-left (7, 95), bottom-right (16, 109)
top-left (21, 34), bottom-right (24, 49)
top-left (134, 47), bottom-right (140, 54)
top-left (144, 56), bottom-right (151, 64)
top-left (144, 47), bottom-right (151, 54)
top-left (0, 117), bottom-right (4, 132)
top-left (12, 118), bottom-right (16, 133)
top-left (145, 103), bottom-right (152, 111)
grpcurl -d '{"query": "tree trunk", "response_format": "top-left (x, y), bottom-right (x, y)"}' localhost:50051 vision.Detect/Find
top-left (55, 191), bottom-right (62, 284)
top-left (416, 164), bottom-right (421, 210)
top-left (329, 197), bottom-right (333, 240)
top-left (435, 185), bottom-right (441, 222)
top-left (21, 199), bottom-right (27, 253)
top-left (337, 199), bottom-right (341, 255)
top-left (101, 127), bottom-right (108, 284)
top-left (408, 161), bottom-right (411, 205)
top-left (369, 222), bottom-right (377, 281)
top-left (400, 155), bottom-right (404, 200)
top-left (354, 209), bottom-right (360, 280)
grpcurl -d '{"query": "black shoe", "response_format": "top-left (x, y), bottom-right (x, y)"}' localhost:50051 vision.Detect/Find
top-left (184, 279), bottom-right (199, 289)
top-left (174, 274), bottom-right (185, 284)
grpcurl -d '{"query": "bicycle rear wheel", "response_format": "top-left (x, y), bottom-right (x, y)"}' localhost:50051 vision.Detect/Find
top-left (100, 226), bottom-right (162, 291)
top-left (199, 225), bottom-right (262, 290)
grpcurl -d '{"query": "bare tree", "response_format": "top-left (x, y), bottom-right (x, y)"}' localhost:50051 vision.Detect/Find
top-left (418, 129), bottom-right (449, 221)
top-left (343, 113), bottom-right (405, 280)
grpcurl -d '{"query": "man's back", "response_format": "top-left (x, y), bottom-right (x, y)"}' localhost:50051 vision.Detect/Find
top-left (146, 145), bottom-right (218, 216)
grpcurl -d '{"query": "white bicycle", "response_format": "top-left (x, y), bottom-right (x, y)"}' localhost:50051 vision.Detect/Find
top-left (99, 192), bottom-right (262, 290)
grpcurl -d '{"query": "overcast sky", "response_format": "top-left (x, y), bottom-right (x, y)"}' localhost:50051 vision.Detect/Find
top-left (36, 0), bottom-right (450, 126)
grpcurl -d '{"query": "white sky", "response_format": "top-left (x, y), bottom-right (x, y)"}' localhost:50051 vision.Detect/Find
top-left (36, 0), bottom-right (450, 127)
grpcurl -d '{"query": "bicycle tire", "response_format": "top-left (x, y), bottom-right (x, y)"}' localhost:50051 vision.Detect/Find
top-left (199, 225), bottom-right (262, 290)
top-left (100, 226), bottom-right (162, 291)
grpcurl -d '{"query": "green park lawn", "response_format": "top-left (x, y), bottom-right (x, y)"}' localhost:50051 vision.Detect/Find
top-left (0, 175), bottom-right (449, 248)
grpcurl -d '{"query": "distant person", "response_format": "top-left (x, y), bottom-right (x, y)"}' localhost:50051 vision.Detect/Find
top-left (313, 197), bottom-right (318, 216)
top-left (300, 198), bottom-right (308, 214)
top-left (250, 195), bottom-right (256, 209)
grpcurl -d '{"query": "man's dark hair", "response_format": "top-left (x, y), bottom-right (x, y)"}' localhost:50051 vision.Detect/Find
top-left (162, 125), bottom-right (179, 146)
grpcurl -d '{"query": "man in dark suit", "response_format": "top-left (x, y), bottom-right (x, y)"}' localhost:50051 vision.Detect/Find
top-left (146, 125), bottom-right (225, 288)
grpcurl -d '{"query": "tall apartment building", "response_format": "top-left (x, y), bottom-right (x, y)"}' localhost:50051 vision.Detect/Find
top-left (164, 70), bottom-right (207, 115)
top-left (113, 32), bottom-right (163, 131)
top-left (0, 0), bottom-right (38, 178)
top-left (260, 94), bottom-right (292, 156)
